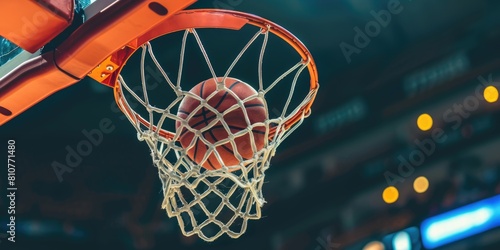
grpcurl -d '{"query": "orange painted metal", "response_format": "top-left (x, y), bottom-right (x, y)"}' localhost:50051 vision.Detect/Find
top-left (0, 52), bottom-right (79, 124)
top-left (0, 0), bottom-right (74, 53)
top-left (102, 10), bottom-right (250, 88)
top-left (55, 0), bottom-right (197, 79)
top-left (87, 55), bottom-right (120, 83)
top-left (0, 0), bottom-right (196, 126)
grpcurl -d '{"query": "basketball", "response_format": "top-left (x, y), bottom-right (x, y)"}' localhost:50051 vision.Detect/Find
top-left (176, 77), bottom-right (267, 170)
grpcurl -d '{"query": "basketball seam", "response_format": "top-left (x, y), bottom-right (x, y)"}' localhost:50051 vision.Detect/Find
top-left (244, 103), bottom-right (265, 108)
top-left (205, 128), bottom-right (251, 161)
top-left (200, 80), bottom-right (213, 130)
top-left (193, 138), bottom-right (199, 160)
top-left (179, 128), bottom-right (188, 137)
top-left (201, 107), bottom-right (210, 126)
top-left (206, 130), bottom-right (235, 155)
top-left (211, 124), bottom-right (266, 135)
top-left (204, 143), bottom-right (216, 170)
top-left (200, 80), bottom-right (207, 98)
top-left (206, 158), bottom-right (216, 170)
top-left (213, 81), bottom-right (241, 109)
top-left (190, 114), bottom-right (217, 129)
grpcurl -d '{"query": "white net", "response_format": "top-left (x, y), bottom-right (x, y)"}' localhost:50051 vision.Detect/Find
top-left (115, 25), bottom-right (317, 241)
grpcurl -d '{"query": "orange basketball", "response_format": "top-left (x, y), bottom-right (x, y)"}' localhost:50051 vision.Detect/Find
top-left (176, 77), bottom-right (267, 170)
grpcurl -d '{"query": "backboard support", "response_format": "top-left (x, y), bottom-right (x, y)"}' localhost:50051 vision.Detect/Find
top-left (0, 0), bottom-right (74, 53)
top-left (0, 0), bottom-right (197, 125)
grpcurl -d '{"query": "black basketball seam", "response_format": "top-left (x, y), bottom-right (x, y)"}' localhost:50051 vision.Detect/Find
top-left (250, 129), bottom-right (266, 135)
top-left (201, 108), bottom-right (210, 125)
top-left (226, 125), bottom-right (247, 130)
top-left (204, 143), bottom-right (216, 170)
top-left (206, 158), bottom-right (216, 170)
top-left (191, 112), bottom-right (209, 118)
top-left (191, 114), bottom-right (217, 128)
top-left (244, 103), bottom-right (265, 108)
top-left (205, 129), bottom-right (249, 161)
top-left (229, 125), bottom-right (267, 135)
top-left (199, 80), bottom-right (214, 130)
top-left (199, 80), bottom-right (207, 97)
top-left (210, 124), bottom-right (266, 135)
top-left (214, 81), bottom-right (241, 109)
top-left (203, 130), bottom-right (243, 166)
top-left (206, 130), bottom-right (235, 155)
top-left (179, 80), bottom-right (206, 138)
top-left (179, 127), bottom-right (189, 137)
top-left (193, 138), bottom-right (199, 160)
top-left (196, 80), bottom-right (209, 126)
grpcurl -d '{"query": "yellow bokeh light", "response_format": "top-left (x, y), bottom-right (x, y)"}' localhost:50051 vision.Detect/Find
top-left (413, 176), bottom-right (429, 193)
top-left (417, 113), bottom-right (433, 131)
top-left (363, 241), bottom-right (385, 250)
top-left (484, 86), bottom-right (499, 103)
top-left (382, 186), bottom-right (399, 204)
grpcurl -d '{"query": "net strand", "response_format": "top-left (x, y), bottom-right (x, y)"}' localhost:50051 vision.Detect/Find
top-left (0, 45), bottom-right (21, 58)
top-left (282, 61), bottom-right (309, 118)
top-left (264, 61), bottom-right (304, 94)
top-left (140, 43), bottom-right (154, 132)
top-left (191, 29), bottom-right (219, 82)
top-left (147, 42), bottom-right (177, 92)
top-left (116, 26), bottom-right (315, 242)
top-left (177, 30), bottom-right (190, 89)
top-left (223, 28), bottom-right (264, 80)
top-left (258, 26), bottom-right (270, 92)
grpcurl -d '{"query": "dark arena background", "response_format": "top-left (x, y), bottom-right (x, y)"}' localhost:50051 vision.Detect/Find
top-left (2, 0), bottom-right (500, 249)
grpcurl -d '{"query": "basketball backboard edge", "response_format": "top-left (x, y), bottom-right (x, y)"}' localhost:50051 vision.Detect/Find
top-left (0, 0), bottom-right (196, 125)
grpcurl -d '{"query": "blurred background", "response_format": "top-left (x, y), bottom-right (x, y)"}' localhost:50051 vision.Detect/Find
top-left (2, 0), bottom-right (500, 249)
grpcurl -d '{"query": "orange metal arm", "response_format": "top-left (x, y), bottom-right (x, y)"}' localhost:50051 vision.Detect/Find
top-left (0, 0), bottom-right (74, 53)
top-left (55, 0), bottom-right (197, 79)
top-left (0, 52), bottom-right (78, 123)
top-left (0, 0), bottom-right (196, 126)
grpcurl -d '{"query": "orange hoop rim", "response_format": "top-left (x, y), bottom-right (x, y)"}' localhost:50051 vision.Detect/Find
top-left (113, 9), bottom-right (319, 141)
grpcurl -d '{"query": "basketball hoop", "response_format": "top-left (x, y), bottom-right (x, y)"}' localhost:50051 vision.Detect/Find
top-left (114, 9), bottom-right (318, 241)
